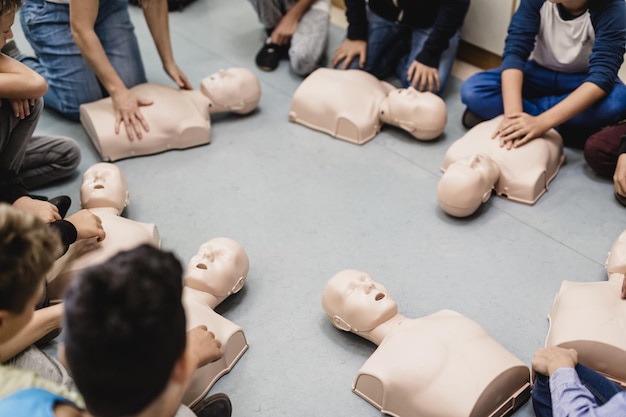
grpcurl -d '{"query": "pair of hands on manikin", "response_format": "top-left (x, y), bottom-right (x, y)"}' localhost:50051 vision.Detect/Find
top-left (331, 40), bottom-right (440, 92)
top-left (532, 346), bottom-right (578, 377)
top-left (12, 197), bottom-right (105, 242)
top-left (186, 325), bottom-right (223, 369)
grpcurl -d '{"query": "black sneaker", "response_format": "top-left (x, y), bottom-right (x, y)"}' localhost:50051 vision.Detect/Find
top-left (615, 192), bottom-right (626, 208)
top-left (48, 195), bottom-right (72, 218)
top-left (461, 107), bottom-right (486, 129)
top-left (1, 40), bottom-right (21, 59)
top-left (255, 38), bottom-right (286, 72)
top-left (191, 393), bottom-right (232, 417)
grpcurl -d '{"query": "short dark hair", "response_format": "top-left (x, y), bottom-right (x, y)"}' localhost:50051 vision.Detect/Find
top-left (0, 0), bottom-right (22, 16)
top-left (63, 244), bottom-right (187, 417)
top-left (0, 204), bottom-right (61, 313)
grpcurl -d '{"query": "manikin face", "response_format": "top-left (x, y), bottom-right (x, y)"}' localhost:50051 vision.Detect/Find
top-left (381, 88), bottom-right (446, 139)
top-left (200, 68), bottom-right (261, 113)
top-left (0, 11), bottom-right (15, 50)
top-left (184, 237), bottom-right (249, 297)
top-left (322, 270), bottom-right (398, 332)
top-left (80, 163), bottom-right (129, 213)
top-left (437, 154), bottom-right (500, 217)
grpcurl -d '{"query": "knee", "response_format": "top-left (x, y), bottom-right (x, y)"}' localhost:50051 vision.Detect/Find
top-left (460, 75), bottom-right (480, 107)
top-left (289, 49), bottom-right (320, 76)
top-left (584, 129), bottom-right (619, 178)
top-left (57, 137), bottom-right (82, 173)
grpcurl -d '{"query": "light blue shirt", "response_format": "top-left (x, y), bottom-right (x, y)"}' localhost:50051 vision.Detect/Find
top-left (0, 388), bottom-right (76, 417)
top-left (551, 367), bottom-right (626, 417)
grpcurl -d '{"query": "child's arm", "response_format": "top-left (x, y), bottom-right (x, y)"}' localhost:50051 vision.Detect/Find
top-left (0, 54), bottom-right (47, 99)
top-left (0, 303), bottom-right (63, 363)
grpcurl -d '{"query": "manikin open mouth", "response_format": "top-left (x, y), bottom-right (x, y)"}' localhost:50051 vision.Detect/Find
top-left (375, 293), bottom-right (385, 301)
top-left (94, 184), bottom-right (104, 189)
top-left (195, 263), bottom-right (208, 270)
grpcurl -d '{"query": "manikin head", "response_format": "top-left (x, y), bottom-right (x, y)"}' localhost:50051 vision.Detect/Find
top-left (379, 88), bottom-right (447, 140)
top-left (0, 204), bottom-right (62, 344)
top-left (437, 154), bottom-right (501, 217)
top-left (322, 269), bottom-right (398, 333)
top-left (200, 68), bottom-right (261, 115)
top-left (80, 162), bottom-right (130, 214)
top-left (184, 237), bottom-right (249, 298)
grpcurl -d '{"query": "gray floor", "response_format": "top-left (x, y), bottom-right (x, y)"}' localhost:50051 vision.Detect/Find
top-left (13, 1), bottom-right (626, 416)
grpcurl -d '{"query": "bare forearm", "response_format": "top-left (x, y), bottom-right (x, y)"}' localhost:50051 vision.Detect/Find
top-left (0, 56), bottom-right (48, 99)
top-left (0, 304), bottom-right (63, 363)
top-left (536, 82), bottom-right (606, 131)
top-left (501, 68), bottom-right (524, 115)
top-left (69, 0), bottom-right (127, 96)
top-left (143, 0), bottom-right (176, 68)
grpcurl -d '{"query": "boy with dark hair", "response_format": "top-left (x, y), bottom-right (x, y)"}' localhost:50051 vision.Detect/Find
top-left (0, 0), bottom-right (82, 223)
top-left (0, 243), bottom-right (232, 417)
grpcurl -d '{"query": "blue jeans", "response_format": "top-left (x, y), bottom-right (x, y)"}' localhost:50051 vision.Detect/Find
top-left (461, 60), bottom-right (626, 135)
top-left (532, 364), bottom-right (624, 417)
top-left (18, 0), bottom-right (146, 120)
top-left (341, 8), bottom-right (460, 93)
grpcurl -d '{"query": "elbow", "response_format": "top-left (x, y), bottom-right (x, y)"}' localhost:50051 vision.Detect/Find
top-left (29, 72), bottom-right (48, 98)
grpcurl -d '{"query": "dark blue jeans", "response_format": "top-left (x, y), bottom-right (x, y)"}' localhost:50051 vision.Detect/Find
top-left (461, 60), bottom-right (626, 135)
top-left (532, 364), bottom-right (624, 417)
top-left (18, 0), bottom-right (146, 120)
top-left (340, 8), bottom-right (460, 93)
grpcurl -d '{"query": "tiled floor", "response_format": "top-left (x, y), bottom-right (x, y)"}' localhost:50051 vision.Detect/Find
top-left (12, 1), bottom-right (625, 416)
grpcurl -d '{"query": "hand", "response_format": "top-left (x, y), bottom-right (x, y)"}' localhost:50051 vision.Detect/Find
top-left (407, 61), bottom-right (440, 93)
top-left (12, 196), bottom-right (61, 222)
top-left (9, 98), bottom-right (36, 119)
top-left (111, 88), bottom-right (153, 141)
top-left (187, 325), bottom-right (223, 368)
top-left (65, 209), bottom-right (106, 242)
top-left (492, 112), bottom-right (549, 150)
top-left (613, 153), bottom-right (626, 204)
top-left (163, 62), bottom-right (192, 90)
top-left (532, 346), bottom-right (578, 377)
top-left (270, 14), bottom-right (298, 45)
top-left (332, 39), bottom-right (367, 69)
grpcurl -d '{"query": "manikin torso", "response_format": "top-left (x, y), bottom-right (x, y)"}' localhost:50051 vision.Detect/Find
top-left (355, 311), bottom-right (530, 417)
top-left (289, 68), bottom-right (446, 145)
top-left (181, 288), bottom-right (248, 407)
top-left (180, 238), bottom-right (250, 407)
top-left (80, 84), bottom-right (212, 162)
top-left (545, 230), bottom-right (626, 387)
top-left (441, 116), bottom-right (565, 205)
top-left (322, 271), bottom-right (530, 417)
top-left (50, 207), bottom-right (161, 300)
top-left (80, 68), bottom-right (261, 162)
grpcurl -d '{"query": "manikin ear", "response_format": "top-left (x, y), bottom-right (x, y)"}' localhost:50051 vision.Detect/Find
top-left (332, 316), bottom-right (352, 332)
top-left (124, 190), bottom-right (130, 208)
top-left (230, 276), bottom-right (245, 294)
top-left (481, 188), bottom-right (493, 203)
top-left (398, 121), bottom-right (415, 133)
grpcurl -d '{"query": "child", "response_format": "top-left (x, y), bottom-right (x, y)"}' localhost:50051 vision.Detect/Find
top-left (0, 0), bottom-right (81, 223)
top-left (461, 0), bottom-right (626, 150)
top-left (248, 0), bottom-right (330, 74)
top-left (531, 345), bottom-right (626, 416)
top-left (332, 0), bottom-right (469, 93)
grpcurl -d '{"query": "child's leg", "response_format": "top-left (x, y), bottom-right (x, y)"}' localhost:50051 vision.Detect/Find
top-left (288, 0), bottom-right (329, 75)
top-left (20, 135), bottom-right (80, 190)
top-left (247, 0), bottom-right (292, 29)
top-left (0, 98), bottom-right (42, 173)
top-left (460, 67), bottom-right (505, 119)
top-left (396, 27), bottom-right (461, 93)
top-left (584, 121), bottom-right (626, 178)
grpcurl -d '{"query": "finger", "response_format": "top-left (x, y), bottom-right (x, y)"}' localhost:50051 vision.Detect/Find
top-left (359, 52), bottom-right (366, 69)
top-left (434, 74), bottom-right (441, 92)
top-left (115, 114), bottom-right (122, 135)
top-left (96, 228), bottom-right (106, 242)
top-left (123, 118), bottom-right (135, 141)
top-left (622, 277), bottom-right (626, 299)
top-left (135, 110), bottom-right (150, 133)
top-left (341, 53), bottom-right (352, 70)
top-left (22, 100), bottom-right (30, 117)
top-left (131, 117), bottom-right (143, 140)
top-left (513, 134), bottom-right (532, 148)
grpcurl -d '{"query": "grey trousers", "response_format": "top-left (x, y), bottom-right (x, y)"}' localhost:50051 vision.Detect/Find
top-left (248, 0), bottom-right (330, 75)
top-left (0, 97), bottom-right (80, 190)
